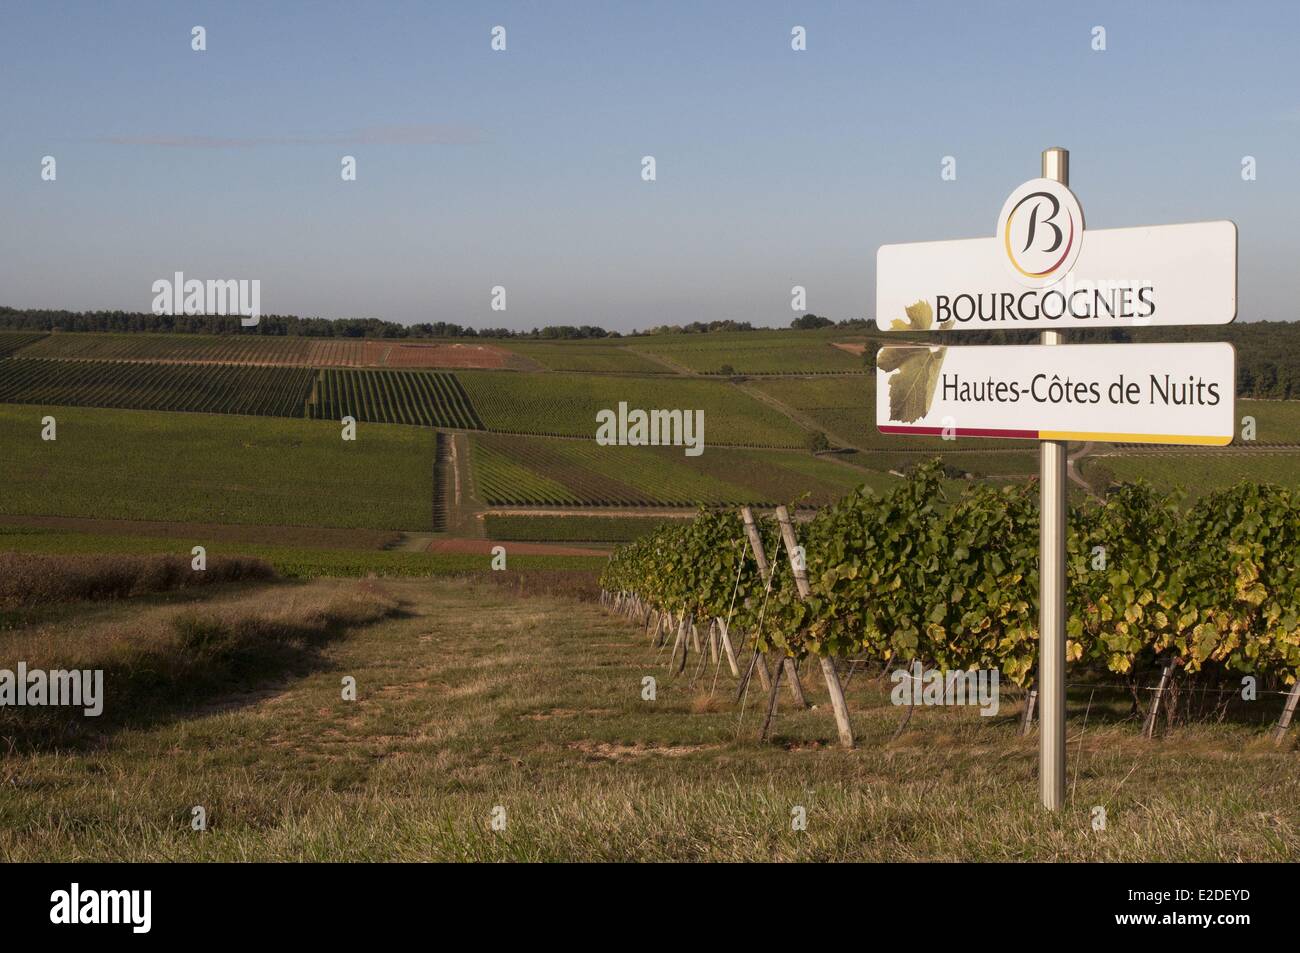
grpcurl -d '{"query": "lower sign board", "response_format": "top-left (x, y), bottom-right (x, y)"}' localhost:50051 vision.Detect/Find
top-left (876, 342), bottom-right (1235, 445)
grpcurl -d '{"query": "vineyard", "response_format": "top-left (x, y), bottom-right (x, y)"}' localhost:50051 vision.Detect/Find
top-left (307, 368), bottom-right (484, 429)
top-left (0, 331), bottom-right (47, 358)
top-left (18, 332), bottom-right (321, 364)
top-left (499, 342), bottom-right (669, 374)
top-left (458, 370), bottom-right (807, 446)
top-left (0, 405), bottom-right (435, 530)
top-left (0, 358), bottom-right (316, 417)
top-left (14, 331), bottom-right (526, 370)
top-left (627, 330), bottom-right (873, 375)
top-left (752, 375), bottom-right (1029, 452)
top-left (471, 433), bottom-right (882, 506)
top-left (601, 462), bottom-right (1300, 743)
top-left (1087, 452), bottom-right (1300, 497)
top-left (484, 514), bottom-right (685, 542)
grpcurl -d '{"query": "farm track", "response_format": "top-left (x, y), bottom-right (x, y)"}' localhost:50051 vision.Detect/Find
top-left (629, 350), bottom-right (699, 375)
top-left (739, 381), bottom-right (860, 449)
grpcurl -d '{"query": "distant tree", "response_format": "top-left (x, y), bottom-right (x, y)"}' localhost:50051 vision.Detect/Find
top-left (806, 431), bottom-right (830, 453)
top-left (719, 363), bottom-right (736, 376)
top-left (791, 313), bottom-right (834, 330)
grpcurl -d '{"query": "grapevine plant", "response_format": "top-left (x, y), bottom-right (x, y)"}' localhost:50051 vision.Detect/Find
top-left (601, 461), bottom-right (1300, 689)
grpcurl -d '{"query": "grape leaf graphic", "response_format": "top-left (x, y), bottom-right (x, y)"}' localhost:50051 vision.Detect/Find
top-left (889, 299), bottom-right (955, 332)
top-left (881, 346), bottom-right (947, 423)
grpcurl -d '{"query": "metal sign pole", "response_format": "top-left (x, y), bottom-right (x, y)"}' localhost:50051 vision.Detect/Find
top-left (1039, 146), bottom-right (1069, 811)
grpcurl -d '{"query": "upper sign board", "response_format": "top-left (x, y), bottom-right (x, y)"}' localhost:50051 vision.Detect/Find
top-left (875, 179), bottom-right (1236, 331)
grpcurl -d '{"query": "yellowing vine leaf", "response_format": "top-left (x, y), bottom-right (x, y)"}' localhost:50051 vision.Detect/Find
top-left (883, 346), bottom-right (946, 423)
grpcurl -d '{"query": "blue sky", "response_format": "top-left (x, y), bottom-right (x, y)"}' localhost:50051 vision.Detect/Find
top-left (1, 0), bottom-right (1296, 330)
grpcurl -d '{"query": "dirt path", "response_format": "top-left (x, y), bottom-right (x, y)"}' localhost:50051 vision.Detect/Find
top-left (1066, 442), bottom-right (1096, 495)
top-left (631, 349), bottom-right (698, 376)
top-left (395, 533), bottom-right (440, 552)
top-left (736, 382), bottom-right (830, 442)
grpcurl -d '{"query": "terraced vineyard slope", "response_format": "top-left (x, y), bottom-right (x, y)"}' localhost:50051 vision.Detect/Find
top-left (458, 370), bottom-right (807, 447)
top-left (471, 433), bottom-right (883, 506)
top-left (307, 368), bottom-right (483, 428)
top-left (0, 331), bottom-right (47, 357)
top-left (0, 358), bottom-right (315, 417)
top-left (0, 404), bottom-right (435, 529)
top-left (626, 329), bottom-right (873, 375)
top-left (17, 331), bottom-right (530, 370)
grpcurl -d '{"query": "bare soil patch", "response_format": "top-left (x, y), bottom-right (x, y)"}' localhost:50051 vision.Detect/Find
top-left (382, 341), bottom-right (516, 369)
top-left (566, 741), bottom-right (715, 761)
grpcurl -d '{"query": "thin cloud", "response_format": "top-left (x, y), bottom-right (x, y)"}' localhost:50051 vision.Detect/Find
top-left (89, 123), bottom-right (487, 147)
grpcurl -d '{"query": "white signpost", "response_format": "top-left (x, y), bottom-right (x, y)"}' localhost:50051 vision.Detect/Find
top-left (873, 148), bottom-right (1238, 812)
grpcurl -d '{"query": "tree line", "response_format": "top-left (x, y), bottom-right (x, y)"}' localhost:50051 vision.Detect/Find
top-left (1, 305), bottom-right (1295, 398)
top-left (0, 307), bottom-right (859, 341)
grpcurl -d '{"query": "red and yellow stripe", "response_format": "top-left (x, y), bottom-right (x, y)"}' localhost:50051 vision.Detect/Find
top-left (878, 425), bottom-right (1231, 446)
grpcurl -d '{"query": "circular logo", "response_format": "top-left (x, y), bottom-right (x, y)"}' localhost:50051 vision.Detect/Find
top-left (996, 178), bottom-right (1084, 288)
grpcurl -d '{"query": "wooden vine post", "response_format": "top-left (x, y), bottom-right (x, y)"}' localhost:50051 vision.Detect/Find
top-left (1020, 686), bottom-right (1038, 736)
top-left (714, 616), bottom-right (740, 677)
top-left (1142, 658), bottom-right (1176, 739)
top-left (739, 506), bottom-right (804, 705)
top-left (774, 505), bottom-right (855, 749)
top-left (1274, 679), bottom-right (1300, 746)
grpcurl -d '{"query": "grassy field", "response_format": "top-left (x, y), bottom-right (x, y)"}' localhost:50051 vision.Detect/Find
top-left (471, 433), bottom-right (883, 506)
top-left (458, 370), bottom-right (809, 447)
top-left (2, 575), bottom-right (1296, 861)
top-left (0, 404), bottom-right (435, 530)
top-left (0, 526), bottom-right (604, 578)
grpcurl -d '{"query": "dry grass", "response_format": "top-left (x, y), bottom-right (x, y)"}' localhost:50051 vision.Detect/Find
top-left (1, 576), bottom-right (1297, 861)
top-left (0, 552), bottom-right (275, 610)
top-left (0, 578), bottom-right (399, 749)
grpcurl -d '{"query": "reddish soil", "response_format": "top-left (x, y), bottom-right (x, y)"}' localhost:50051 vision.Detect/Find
top-left (381, 341), bottom-right (515, 368)
top-left (424, 537), bottom-right (609, 557)
top-left (831, 342), bottom-right (867, 355)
